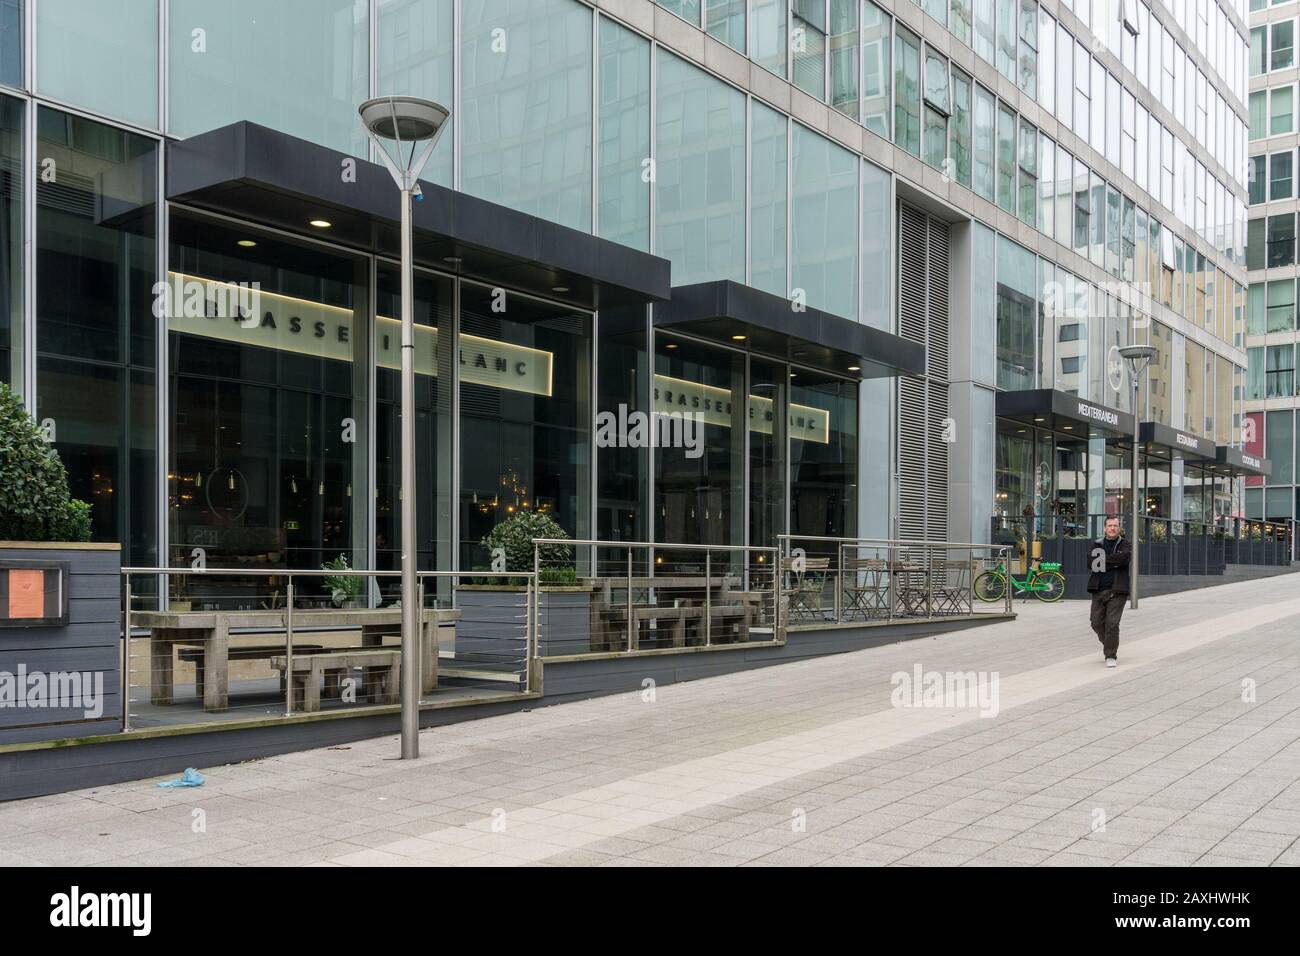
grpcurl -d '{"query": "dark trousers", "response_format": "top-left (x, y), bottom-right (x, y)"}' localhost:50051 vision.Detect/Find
top-left (1090, 589), bottom-right (1126, 659)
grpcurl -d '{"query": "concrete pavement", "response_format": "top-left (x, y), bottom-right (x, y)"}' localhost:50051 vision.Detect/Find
top-left (2, 573), bottom-right (1299, 867)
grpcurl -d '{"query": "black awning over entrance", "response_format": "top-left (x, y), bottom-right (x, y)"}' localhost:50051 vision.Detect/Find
top-left (1216, 445), bottom-right (1273, 478)
top-left (652, 280), bottom-right (925, 378)
top-left (163, 122), bottom-right (671, 310)
top-left (1137, 421), bottom-right (1217, 464)
top-left (995, 388), bottom-right (1135, 439)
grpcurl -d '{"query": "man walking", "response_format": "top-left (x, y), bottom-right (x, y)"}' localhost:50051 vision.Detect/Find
top-left (1088, 515), bottom-right (1132, 668)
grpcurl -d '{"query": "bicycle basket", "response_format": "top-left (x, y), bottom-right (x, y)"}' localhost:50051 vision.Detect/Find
top-left (1038, 561), bottom-right (1061, 572)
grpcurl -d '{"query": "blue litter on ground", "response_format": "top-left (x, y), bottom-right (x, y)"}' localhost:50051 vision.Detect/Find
top-left (157, 768), bottom-right (205, 788)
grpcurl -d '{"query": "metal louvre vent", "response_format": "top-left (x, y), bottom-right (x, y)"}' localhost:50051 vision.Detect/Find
top-left (895, 203), bottom-right (950, 543)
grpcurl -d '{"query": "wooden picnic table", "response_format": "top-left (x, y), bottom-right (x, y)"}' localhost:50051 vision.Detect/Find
top-left (135, 607), bottom-right (460, 712)
top-left (586, 576), bottom-right (764, 650)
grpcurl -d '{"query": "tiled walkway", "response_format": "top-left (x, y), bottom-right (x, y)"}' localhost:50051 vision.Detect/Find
top-left (3, 575), bottom-right (1299, 866)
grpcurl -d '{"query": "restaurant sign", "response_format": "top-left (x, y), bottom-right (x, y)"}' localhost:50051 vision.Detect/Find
top-left (653, 374), bottom-right (831, 444)
top-left (0, 561), bottom-right (69, 628)
top-left (163, 273), bottom-right (553, 396)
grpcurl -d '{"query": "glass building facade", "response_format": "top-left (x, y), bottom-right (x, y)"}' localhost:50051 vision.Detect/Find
top-left (1245, 0), bottom-right (1300, 525)
top-left (0, 0), bottom-right (1257, 580)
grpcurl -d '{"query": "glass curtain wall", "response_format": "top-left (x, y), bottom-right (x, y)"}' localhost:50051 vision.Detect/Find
top-left (0, 94), bottom-right (18, 388)
top-left (458, 282), bottom-right (591, 570)
top-left (790, 369), bottom-right (858, 539)
top-left (374, 265), bottom-right (453, 575)
top-left (166, 212), bottom-right (369, 602)
top-left (36, 107), bottom-right (157, 568)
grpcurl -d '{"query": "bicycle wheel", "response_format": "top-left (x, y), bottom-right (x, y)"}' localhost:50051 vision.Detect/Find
top-left (973, 571), bottom-right (1006, 602)
top-left (1034, 571), bottom-right (1067, 602)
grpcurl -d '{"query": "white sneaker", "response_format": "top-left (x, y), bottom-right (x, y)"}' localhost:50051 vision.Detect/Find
top-left (1106, 658), bottom-right (1118, 668)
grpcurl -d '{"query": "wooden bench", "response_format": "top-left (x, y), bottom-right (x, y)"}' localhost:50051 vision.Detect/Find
top-left (269, 648), bottom-right (402, 713)
top-left (177, 644), bottom-right (324, 699)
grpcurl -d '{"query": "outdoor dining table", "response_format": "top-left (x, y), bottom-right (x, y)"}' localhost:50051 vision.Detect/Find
top-left (587, 576), bottom-right (762, 650)
top-left (135, 607), bottom-right (461, 712)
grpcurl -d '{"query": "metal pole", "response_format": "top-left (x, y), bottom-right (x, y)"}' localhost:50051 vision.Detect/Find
top-left (399, 187), bottom-right (419, 759)
top-left (704, 550), bottom-right (711, 647)
top-left (121, 572), bottom-right (131, 734)
top-left (284, 576), bottom-right (295, 717)
top-left (626, 547), bottom-right (634, 652)
top-left (1131, 378), bottom-right (1140, 610)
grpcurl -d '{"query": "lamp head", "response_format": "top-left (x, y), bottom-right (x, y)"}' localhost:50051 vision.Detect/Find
top-left (359, 96), bottom-right (450, 190)
top-left (359, 96), bottom-right (448, 143)
top-left (1118, 344), bottom-right (1157, 377)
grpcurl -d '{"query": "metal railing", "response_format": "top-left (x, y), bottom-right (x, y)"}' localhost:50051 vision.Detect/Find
top-left (777, 536), bottom-right (1016, 624)
top-left (529, 539), bottom-right (780, 656)
top-left (995, 514), bottom-right (1298, 577)
top-left (119, 566), bottom-right (536, 734)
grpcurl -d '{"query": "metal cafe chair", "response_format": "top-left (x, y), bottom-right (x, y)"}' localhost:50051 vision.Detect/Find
top-left (841, 556), bottom-right (890, 620)
top-left (932, 559), bottom-right (972, 615)
top-left (782, 556), bottom-right (830, 623)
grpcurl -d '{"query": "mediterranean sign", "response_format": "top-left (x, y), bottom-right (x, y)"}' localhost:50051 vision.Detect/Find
top-left (653, 374), bottom-right (831, 444)
top-left (162, 273), bottom-right (553, 396)
top-left (0, 561), bottom-right (69, 628)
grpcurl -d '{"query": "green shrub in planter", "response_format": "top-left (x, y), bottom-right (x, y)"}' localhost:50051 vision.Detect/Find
top-left (0, 382), bottom-right (92, 542)
top-left (482, 511), bottom-right (572, 573)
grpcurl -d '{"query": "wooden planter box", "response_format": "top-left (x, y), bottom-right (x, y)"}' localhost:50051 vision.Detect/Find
top-left (454, 585), bottom-right (596, 660)
top-left (0, 542), bottom-right (122, 744)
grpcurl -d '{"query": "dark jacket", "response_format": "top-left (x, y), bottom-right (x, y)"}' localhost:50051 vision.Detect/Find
top-left (1087, 535), bottom-right (1132, 594)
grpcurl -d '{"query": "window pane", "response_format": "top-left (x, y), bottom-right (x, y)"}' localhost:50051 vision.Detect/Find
top-left (975, 0), bottom-right (995, 64)
top-left (38, 107), bottom-right (157, 565)
top-left (0, 0), bottom-right (19, 88)
top-left (996, 0), bottom-right (1017, 83)
top-left (0, 94), bottom-right (18, 388)
top-left (1271, 86), bottom-right (1294, 136)
top-left (894, 27), bottom-right (921, 156)
top-left (792, 125), bottom-right (857, 320)
top-left (1268, 213), bottom-right (1296, 267)
top-left (862, 159), bottom-right (891, 329)
top-left (1271, 150), bottom-right (1294, 201)
top-left (1273, 20), bottom-right (1294, 71)
top-left (996, 103), bottom-right (1016, 214)
top-left (705, 0), bottom-right (745, 52)
top-left (41, 0), bottom-right (158, 128)
top-left (597, 18), bottom-right (651, 252)
top-left (1267, 279), bottom-right (1295, 332)
top-left (377, 0), bottom-right (453, 187)
top-left (1249, 154), bottom-right (1267, 204)
top-left (830, 0), bottom-right (859, 118)
top-left (749, 102), bottom-right (787, 297)
top-left (951, 68), bottom-right (973, 188)
top-left (460, 0), bottom-right (593, 230)
top-left (170, 0), bottom-right (365, 153)
top-left (1018, 118), bottom-right (1037, 225)
top-left (793, 3), bottom-right (827, 100)
top-left (974, 85), bottom-right (995, 201)
top-left (655, 50), bottom-right (745, 284)
top-left (862, 0), bottom-right (891, 138)
top-left (996, 235), bottom-right (1036, 391)
top-left (751, 0), bottom-right (788, 78)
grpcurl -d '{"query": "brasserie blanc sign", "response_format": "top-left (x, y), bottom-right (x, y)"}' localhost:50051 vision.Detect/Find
top-left (654, 374), bottom-right (831, 443)
top-left (159, 273), bottom-right (552, 396)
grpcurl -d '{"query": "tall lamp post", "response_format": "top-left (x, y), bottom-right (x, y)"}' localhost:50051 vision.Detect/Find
top-left (1118, 345), bottom-right (1156, 611)
top-left (359, 96), bottom-right (449, 759)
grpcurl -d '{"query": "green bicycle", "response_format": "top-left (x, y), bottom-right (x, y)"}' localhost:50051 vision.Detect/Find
top-left (973, 557), bottom-right (1066, 603)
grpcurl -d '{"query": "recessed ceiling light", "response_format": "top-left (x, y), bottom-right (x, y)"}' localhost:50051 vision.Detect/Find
top-left (443, 256), bottom-right (462, 265)
top-left (664, 342), bottom-right (679, 350)
top-left (1034, 417), bottom-right (1046, 422)
top-left (552, 285), bottom-right (569, 293)
top-left (309, 219), bottom-right (332, 228)
top-left (847, 365), bottom-right (860, 372)
top-left (237, 239), bottom-right (257, 248)
top-left (731, 334), bottom-right (747, 341)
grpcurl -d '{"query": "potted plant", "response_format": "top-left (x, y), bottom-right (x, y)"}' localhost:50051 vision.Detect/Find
top-left (321, 553), bottom-right (364, 608)
top-left (456, 511), bottom-right (597, 659)
top-left (0, 382), bottom-right (120, 742)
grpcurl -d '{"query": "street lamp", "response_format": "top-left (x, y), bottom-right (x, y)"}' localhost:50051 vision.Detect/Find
top-left (1118, 344), bottom-right (1156, 611)
top-left (359, 96), bottom-right (449, 759)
